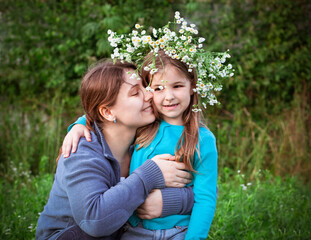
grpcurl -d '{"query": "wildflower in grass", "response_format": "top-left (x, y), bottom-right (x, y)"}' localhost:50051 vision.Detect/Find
top-left (240, 184), bottom-right (247, 190)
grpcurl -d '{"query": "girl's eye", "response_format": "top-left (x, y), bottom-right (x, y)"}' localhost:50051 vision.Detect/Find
top-left (174, 85), bottom-right (183, 88)
top-left (153, 85), bottom-right (165, 91)
top-left (131, 91), bottom-right (139, 96)
top-left (154, 87), bottom-right (163, 91)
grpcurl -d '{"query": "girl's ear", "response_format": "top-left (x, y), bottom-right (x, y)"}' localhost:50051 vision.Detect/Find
top-left (99, 106), bottom-right (115, 122)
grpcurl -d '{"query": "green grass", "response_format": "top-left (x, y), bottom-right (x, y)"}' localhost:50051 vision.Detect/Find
top-left (0, 170), bottom-right (310, 239)
top-left (208, 169), bottom-right (311, 239)
top-left (0, 173), bottom-right (53, 239)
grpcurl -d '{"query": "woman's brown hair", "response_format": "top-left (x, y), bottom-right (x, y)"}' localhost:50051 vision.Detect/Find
top-left (56, 60), bottom-right (136, 163)
top-left (80, 60), bottom-right (136, 131)
top-left (135, 51), bottom-right (201, 172)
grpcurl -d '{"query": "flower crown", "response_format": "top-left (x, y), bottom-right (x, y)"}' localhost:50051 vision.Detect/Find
top-left (107, 11), bottom-right (234, 111)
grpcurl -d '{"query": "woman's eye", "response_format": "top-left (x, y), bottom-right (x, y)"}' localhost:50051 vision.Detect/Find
top-left (132, 91), bottom-right (139, 96)
top-left (174, 85), bottom-right (183, 88)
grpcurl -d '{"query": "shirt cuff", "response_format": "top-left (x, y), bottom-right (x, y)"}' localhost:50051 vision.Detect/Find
top-left (160, 188), bottom-right (182, 217)
top-left (134, 159), bottom-right (165, 193)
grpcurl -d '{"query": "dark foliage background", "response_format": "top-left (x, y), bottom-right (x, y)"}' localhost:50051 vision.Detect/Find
top-left (0, 0), bottom-right (310, 180)
top-left (1, 1), bottom-right (311, 239)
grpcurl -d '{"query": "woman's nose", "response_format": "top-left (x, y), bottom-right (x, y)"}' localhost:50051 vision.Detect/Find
top-left (144, 89), bottom-right (153, 102)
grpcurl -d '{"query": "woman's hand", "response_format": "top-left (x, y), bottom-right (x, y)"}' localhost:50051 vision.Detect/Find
top-left (152, 154), bottom-right (192, 188)
top-left (62, 124), bottom-right (91, 158)
top-left (136, 189), bottom-right (162, 219)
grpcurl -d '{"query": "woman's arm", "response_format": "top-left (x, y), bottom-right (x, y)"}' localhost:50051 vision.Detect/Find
top-left (136, 186), bottom-right (194, 219)
top-left (61, 135), bottom-right (191, 237)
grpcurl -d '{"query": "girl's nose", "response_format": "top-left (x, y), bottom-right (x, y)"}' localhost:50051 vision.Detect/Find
top-left (165, 89), bottom-right (174, 101)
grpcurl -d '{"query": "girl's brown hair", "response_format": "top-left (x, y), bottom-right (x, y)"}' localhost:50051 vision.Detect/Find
top-left (135, 51), bottom-right (201, 172)
top-left (80, 60), bottom-right (136, 131)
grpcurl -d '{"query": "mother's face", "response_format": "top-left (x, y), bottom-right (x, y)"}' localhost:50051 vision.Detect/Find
top-left (110, 70), bottom-right (155, 129)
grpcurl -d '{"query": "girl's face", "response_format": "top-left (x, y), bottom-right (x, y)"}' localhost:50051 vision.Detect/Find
top-left (151, 65), bottom-right (192, 126)
top-left (111, 70), bottom-right (155, 129)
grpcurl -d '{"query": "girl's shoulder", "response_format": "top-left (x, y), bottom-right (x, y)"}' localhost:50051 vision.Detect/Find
top-left (199, 126), bottom-right (216, 141)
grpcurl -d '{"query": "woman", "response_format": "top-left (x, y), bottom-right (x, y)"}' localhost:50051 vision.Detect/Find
top-left (36, 60), bottom-right (192, 240)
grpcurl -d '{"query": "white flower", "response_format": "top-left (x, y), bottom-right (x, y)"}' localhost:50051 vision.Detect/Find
top-left (141, 30), bottom-right (146, 35)
top-left (179, 29), bottom-right (184, 34)
top-left (150, 68), bottom-right (158, 75)
top-left (145, 86), bottom-right (154, 92)
top-left (144, 66), bottom-right (150, 71)
top-left (198, 37), bottom-right (205, 43)
top-left (180, 35), bottom-right (186, 41)
top-left (228, 64), bottom-right (232, 69)
top-left (130, 73), bottom-right (137, 79)
top-left (107, 29), bottom-right (112, 34)
top-left (135, 24), bottom-right (140, 29)
top-left (230, 72), bottom-right (234, 77)
top-left (240, 184), bottom-right (247, 191)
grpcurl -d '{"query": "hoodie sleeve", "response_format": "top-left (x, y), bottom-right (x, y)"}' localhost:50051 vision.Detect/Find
top-left (61, 137), bottom-right (165, 237)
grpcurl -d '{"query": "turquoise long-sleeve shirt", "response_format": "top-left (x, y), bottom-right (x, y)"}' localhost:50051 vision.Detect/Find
top-left (70, 116), bottom-right (217, 239)
top-left (129, 120), bottom-right (218, 240)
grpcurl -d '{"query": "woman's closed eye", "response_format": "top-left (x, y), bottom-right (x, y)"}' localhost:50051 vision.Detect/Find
top-left (174, 84), bottom-right (184, 88)
top-left (131, 91), bottom-right (139, 96)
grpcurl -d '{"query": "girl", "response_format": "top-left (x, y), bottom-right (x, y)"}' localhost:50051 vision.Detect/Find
top-left (123, 51), bottom-right (218, 239)
top-left (64, 51), bottom-right (218, 240)
top-left (36, 60), bottom-right (193, 240)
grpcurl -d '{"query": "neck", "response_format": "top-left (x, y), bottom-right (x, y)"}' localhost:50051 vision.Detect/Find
top-left (101, 123), bottom-right (136, 177)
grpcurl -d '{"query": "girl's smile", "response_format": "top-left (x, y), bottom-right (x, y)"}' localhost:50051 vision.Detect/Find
top-left (151, 65), bottom-right (192, 126)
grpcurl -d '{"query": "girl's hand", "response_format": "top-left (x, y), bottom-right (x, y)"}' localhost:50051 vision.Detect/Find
top-left (62, 124), bottom-right (91, 158)
top-left (136, 189), bottom-right (162, 219)
top-left (152, 154), bottom-right (192, 188)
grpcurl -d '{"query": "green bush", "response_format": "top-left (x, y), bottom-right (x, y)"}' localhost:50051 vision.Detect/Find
top-left (0, 0), bottom-right (178, 99)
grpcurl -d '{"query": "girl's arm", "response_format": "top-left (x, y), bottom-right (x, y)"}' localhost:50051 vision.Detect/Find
top-left (62, 115), bottom-right (90, 157)
top-left (185, 129), bottom-right (218, 240)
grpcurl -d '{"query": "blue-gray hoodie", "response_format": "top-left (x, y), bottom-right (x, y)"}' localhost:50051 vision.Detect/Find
top-left (36, 122), bottom-right (193, 240)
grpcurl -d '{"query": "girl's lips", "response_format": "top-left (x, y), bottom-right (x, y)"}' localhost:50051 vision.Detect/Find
top-left (163, 103), bottom-right (179, 110)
